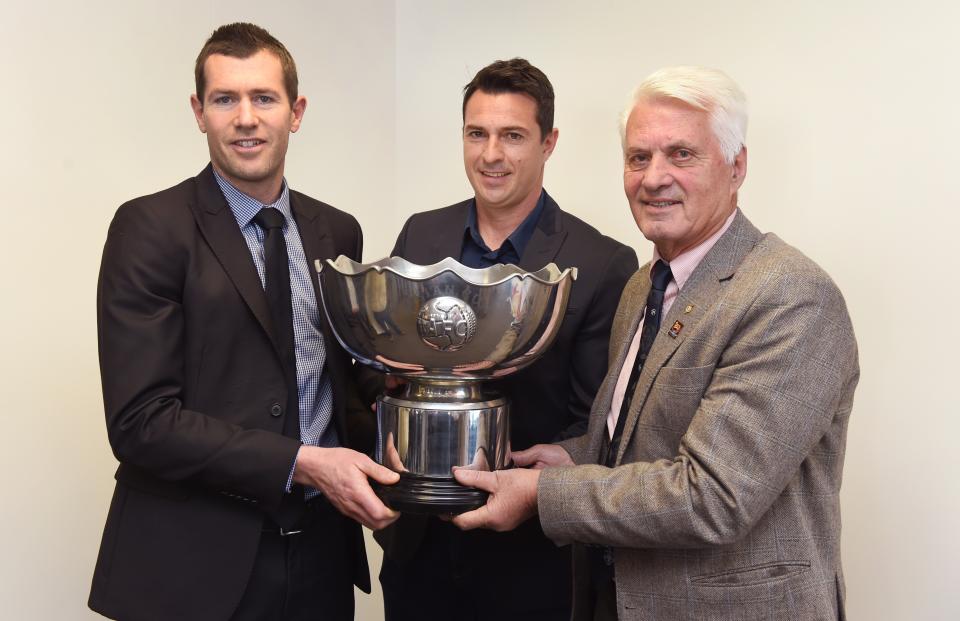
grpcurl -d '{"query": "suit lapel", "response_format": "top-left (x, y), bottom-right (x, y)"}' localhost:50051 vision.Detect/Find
top-left (291, 193), bottom-right (336, 310)
top-left (613, 212), bottom-right (762, 463)
top-left (582, 275), bottom-right (649, 460)
top-left (519, 192), bottom-right (567, 272)
top-left (189, 165), bottom-right (277, 349)
top-left (397, 200), bottom-right (469, 263)
top-left (291, 193), bottom-right (351, 440)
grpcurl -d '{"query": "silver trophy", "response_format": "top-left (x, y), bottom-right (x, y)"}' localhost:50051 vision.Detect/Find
top-left (316, 256), bottom-right (577, 514)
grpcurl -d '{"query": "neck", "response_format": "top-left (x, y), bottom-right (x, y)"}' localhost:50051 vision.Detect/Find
top-left (214, 165), bottom-right (284, 205)
top-left (475, 188), bottom-right (541, 251)
top-left (656, 203), bottom-right (737, 262)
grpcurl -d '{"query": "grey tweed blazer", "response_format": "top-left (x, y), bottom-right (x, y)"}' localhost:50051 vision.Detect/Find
top-left (538, 211), bottom-right (859, 621)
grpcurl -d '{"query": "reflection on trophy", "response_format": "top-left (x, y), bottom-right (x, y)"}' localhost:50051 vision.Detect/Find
top-left (316, 256), bottom-right (577, 514)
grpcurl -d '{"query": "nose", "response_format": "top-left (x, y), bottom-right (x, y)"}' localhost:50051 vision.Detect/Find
top-left (481, 136), bottom-right (504, 163)
top-left (234, 98), bottom-right (259, 129)
top-left (641, 154), bottom-right (674, 193)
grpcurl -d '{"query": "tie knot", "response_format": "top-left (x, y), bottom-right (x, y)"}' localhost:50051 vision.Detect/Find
top-left (650, 260), bottom-right (672, 292)
top-left (254, 207), bottom-right (285, 231)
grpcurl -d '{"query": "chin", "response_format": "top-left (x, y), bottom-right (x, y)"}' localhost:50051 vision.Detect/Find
top-left (638, 224), bottom-right (674, 247)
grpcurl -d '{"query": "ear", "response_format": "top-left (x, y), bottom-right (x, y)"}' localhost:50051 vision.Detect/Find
top-left (190, 94), bottom-right (206, 133)
top-left (289, 96), bottom-right (307, 133)
top-left (542, 127), bottom-right (559, 160)
top-left (731, 145), bottom-right (747, 191)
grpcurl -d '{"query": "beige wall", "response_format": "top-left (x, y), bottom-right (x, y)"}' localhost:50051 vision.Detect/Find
top-left (2, 0), bottom-right (957, 619)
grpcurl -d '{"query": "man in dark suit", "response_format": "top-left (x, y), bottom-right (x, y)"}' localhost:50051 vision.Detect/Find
top-left (376, 58), bottom-right (638, 621)
top-left (89, 23), bottom-right (398, 621)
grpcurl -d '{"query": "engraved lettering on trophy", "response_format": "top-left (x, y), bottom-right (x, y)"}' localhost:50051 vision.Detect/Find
top-left (417, 296), bottom-right (478, 351)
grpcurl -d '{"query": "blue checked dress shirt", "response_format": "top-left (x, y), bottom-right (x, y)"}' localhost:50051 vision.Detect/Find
top-left (214, 171), bottom-right (336, 498)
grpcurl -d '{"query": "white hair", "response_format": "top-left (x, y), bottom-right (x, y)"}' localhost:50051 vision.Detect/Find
top-left (619, 66), bottom-right (748, 164)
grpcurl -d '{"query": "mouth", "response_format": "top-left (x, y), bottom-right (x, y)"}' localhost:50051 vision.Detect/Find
top-left (480, 171), bottom-right (510, 178)
top-left (232, 139), bottom-right (266, 149)
top-left (641, 199), bottom-right (682, 208)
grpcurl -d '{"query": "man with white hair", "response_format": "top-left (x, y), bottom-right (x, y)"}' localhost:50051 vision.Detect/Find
top-left (452, 66), bottom-right (859, 620)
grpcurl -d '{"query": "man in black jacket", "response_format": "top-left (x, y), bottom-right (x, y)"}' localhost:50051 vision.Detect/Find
top-left (376, 58), bottom-right (638, 621)
top-left (89, 23), bottom-right (397, 621)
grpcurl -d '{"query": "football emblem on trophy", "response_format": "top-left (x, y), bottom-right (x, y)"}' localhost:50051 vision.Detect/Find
top-left (416, 296), bottom-right (478, 351)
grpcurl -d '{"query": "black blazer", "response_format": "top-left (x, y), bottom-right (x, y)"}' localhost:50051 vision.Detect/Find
top-left (89, 165), bottom-right (368, 621)
top-left (377, 192), bottom-right (638, 613)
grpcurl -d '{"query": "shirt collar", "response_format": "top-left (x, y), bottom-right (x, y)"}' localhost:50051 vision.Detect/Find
top-left (653, 208), bottom-right (738, 289)
top-left (213, 168), bottom-right (292, 228)
top-left (464, 190), bottom-right (546, 257)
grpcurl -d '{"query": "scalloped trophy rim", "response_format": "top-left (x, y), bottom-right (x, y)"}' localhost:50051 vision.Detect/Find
top-left (316, 255), bottom-right (578, 285)
top-left (315, 255), bottom-right (578, 379)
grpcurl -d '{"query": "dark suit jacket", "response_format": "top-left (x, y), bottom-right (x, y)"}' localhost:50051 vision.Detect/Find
top-left (541, 212), bottom-right (859, 620)
top-left (377, 192), bottom-right (638, 614)
top-left (89, 165), bottom-right (369, 621)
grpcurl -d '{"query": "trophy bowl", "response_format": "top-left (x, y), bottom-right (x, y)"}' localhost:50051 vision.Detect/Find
top-left (317, 256), bottom-right (577, 513)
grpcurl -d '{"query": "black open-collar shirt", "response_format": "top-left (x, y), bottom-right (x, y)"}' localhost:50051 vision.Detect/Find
top-left (460, 190), bottom-right (546, 268)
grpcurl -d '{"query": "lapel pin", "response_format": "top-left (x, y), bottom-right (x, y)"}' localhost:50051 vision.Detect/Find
top-left (669, 320), bottom-right (684, 338)
top-left (684, 304), bottom-right (694, 314)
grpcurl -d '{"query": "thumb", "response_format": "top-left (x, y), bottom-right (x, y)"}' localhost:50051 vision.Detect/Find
top-left (510, 448), bottom-right (536, 467)
top-left (452, 467), bottom-right (498, 493)
top-left (358, 456), bottom-right (401, 485)
top-left (452, 505), bottom-right (489, 531)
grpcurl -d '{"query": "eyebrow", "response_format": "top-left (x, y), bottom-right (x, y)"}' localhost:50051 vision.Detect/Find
top-left (463, 124), bottom-right (531, 134)
top-left (663, 140), bottom-right (698, 152)
top-left (207, 87), bottom-right (281, 100)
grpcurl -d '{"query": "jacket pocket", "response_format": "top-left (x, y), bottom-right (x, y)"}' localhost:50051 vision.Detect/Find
top-left (691, 560), bottom-right (811, 588)
top-left (654, 363), bottom-right (716, 393)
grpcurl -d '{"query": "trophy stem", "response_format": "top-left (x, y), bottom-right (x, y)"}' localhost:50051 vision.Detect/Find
top-left (375, 384), bottom-right (510, 515)
top-left (401, 379), bottom-right (485, 403)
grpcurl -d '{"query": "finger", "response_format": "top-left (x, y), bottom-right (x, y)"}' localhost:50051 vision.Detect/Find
top-left (349, 484), bottom-right (399, 530)
top-left (451, 505), bottom-right (489, 531)
top-left (358, 456), bottom-right (401, 484)
top-left (361, 503), bottom-right (400, 531)
top-left (452, 468), bottom-right (498, 492)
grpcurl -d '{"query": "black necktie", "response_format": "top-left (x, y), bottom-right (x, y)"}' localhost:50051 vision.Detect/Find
top-left (254, 208), bottom-right (307, 527)
top-left (253, 208), bottom-right (298, 431)
top-left (605, 259), bottom-right (673, 466)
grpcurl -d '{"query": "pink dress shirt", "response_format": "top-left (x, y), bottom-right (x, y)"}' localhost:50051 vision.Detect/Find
top-left (607, 209), bottom-right (739, 438)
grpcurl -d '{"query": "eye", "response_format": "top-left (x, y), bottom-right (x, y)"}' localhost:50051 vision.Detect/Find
top-left (626, 153), bottom-right (649, 170)
top-left (505, 132), bottom-right (524, 142)
top-left (212, 95), bottom-right (233, 105)
top-left (253, 95), bottom-right (275, 105)
top-left (465, 129), bottom-right (485, 139)
top-left (673, 148), bottom-right (693, 161)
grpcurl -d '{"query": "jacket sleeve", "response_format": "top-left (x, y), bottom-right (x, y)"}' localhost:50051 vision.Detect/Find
top-left (538, 267), bottom-right (859, 548)
top-left (98, 201), bottom-right (301, 510)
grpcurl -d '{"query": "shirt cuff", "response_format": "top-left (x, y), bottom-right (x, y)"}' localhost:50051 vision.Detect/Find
top-left (285, 445), bottom-right (302, 493)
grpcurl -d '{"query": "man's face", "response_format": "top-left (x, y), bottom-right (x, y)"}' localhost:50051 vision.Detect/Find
top-left (463, 91), bottom-right (557, 213)
top-left (623, 97), bottom-right (746, 260)
top-left (190, 50), bottom-right (306, 201)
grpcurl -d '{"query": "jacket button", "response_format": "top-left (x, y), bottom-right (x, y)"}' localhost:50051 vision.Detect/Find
top-left (270, 403), bottom-right (283, 417)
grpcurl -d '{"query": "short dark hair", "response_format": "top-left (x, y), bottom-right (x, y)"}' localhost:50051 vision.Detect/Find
top-left (194, 22), bottom-right (298, 105)
top-left (462, 58), bottom-right (555, 141)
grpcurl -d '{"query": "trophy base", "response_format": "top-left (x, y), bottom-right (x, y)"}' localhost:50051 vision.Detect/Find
top-left (375, 472), bottom-right (488, 515)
